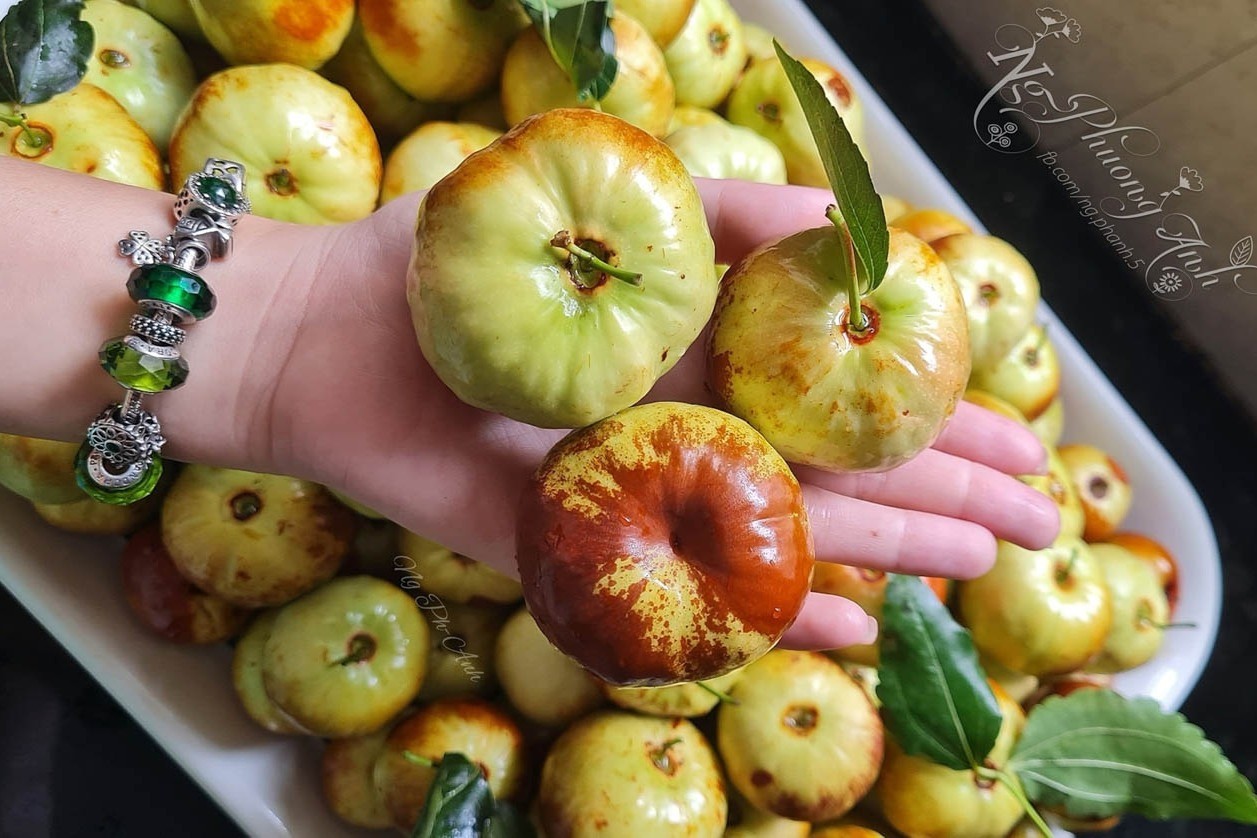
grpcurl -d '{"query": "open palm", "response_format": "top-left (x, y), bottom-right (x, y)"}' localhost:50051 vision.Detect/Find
top-left (264, 178), bottom-right (1059, 651)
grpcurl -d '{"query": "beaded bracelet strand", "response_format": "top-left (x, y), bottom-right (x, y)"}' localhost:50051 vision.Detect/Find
top-left (75, 158), bottom-right (251, 505)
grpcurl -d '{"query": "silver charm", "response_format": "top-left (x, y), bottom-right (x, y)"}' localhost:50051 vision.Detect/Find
top-left (129, 314), bottom-right (186, 346)
top-left (85, 404), bottom-right (166, 471)
top-left (118, 230), bottom-right (173, 267)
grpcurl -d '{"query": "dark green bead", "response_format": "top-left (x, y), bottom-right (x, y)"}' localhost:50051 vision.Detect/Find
top-left (100, 337), bottom-right (189, 393)
top-left (126, 264), bottom-right (216, 321)
top-left (74, 442), bottom-right (164, 505)
top-left (199, 175), bottom-right (239, 209)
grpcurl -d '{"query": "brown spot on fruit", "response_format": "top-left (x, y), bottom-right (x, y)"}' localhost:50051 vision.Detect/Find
top-left (751, 769), bottom-right (773, 787)
top-left (825, 73), bottom-right (853, 107)
top-left (99, 48), bottom-right (130, 68)
top-left (783, 704), bottom-right (818, 734)
top-left (979, 282), bottom-right (1000, 305)
top-left (840, 304), bottom-right (880, 345)
top-left (231, 492), bottom-right (262, 521)
top-left (708, 27), bottom-right (731, 55)
top-left (1088, 475), bottom-right (1109, 499)
top-left (756, 101), bottom-right (781, 123)
top-left (266, 167), bottom-right (299, 196)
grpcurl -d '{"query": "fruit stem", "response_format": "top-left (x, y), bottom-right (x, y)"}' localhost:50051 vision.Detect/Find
top-left (826, 205), bottom-right (867, 332)
top-left (1151, 620), bottom-right (1198, 630)
top-left (696, 681), bottom-right (739, 705)
top-left (329, 633), bottom-right (376, 666)
top-left (550, 231), bottom-right (642, 287)
top-left (979, 766), bottom-right (1052, 837)
top-left (0, 111), bottom-right (40, 148)
top-left (1056, 547), bottom-right (1080, 585)
top-left (403, 751), bottom-right (436, 768)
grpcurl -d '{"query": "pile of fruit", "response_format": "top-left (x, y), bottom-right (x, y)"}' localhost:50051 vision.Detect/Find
top-left (1, 0), bottom-right (1254, 836)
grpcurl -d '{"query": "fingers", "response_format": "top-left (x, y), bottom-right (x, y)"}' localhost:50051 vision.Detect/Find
top-left (802, 485), bottom-right (998, 580)
top-left (779, 591), bottom-right (877, 651)
top-left (695, 178), bottom-right (833, 265)
top-left (934, 401), bottom-right (1048, 475)
top-left (797, 448), bottom-right (1060, 551)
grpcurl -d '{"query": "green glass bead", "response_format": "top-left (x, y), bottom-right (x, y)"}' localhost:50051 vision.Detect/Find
top-left (99, 337), bottom-right (189, 393)
top-left (126, 264), bottom-right (216, 321)
top-left (198, 175), bottom-right (239, 209)
top-left (74, 442), bottom-right (164, 505)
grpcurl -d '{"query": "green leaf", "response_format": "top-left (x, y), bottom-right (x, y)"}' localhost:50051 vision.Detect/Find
top-left (517, 0), bottom-right (617, 102)
top-left (0, 0), bottom-right (92, 106)
top-left (411, 752), bottom-right (495, 838)
top-left (1010, 690), bottom-right (1257, 824)
top-left (774, 41), bottom-right (888, 292)
top-left (876, 575), bottom-right (1003, 771)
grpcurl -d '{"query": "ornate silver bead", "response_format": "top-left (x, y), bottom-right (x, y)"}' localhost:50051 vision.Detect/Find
top-left (84, 405), bottom-right (166, 470)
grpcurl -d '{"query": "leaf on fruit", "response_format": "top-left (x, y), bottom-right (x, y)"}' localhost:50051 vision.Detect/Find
top-left (774, 41), bottom-right (888, 292)
top-left (876, 574), bottom-right (1003, 771)
top-left (411, 752), bottom-right (536, 838)
top-left (517, 0), bottom-right (618, 102)
top-left (1010, 689), bottom-right (1257, 824)
top-left (0, 0), bottom-right (92, 106)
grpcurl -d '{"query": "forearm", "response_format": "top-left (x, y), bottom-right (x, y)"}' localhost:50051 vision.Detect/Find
top-left (0, 158), bottom-right (326, 473)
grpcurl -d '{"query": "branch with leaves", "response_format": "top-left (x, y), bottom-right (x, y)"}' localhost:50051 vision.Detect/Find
top-left (0, 0), bottom-right (93, 146)
top-left (516, 0), bottom-right (617, 102)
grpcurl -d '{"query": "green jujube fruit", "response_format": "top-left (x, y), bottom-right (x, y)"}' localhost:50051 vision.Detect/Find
top-left (83, 0), bottom-right (198, 151)
top-left (0, 434), bottom-right (82, 504)
top-left (409, 109), bottom-right (718, 429)
top-left (132, 0), bottom-right (203, 42)
top-left (709, 227), bottom-right (970, 472)
top-left (379, 121), bottom-right (501, 205)
top-left (663, 0), bottom-right (746, 109)
top-left (1, 84), bottom-right (164, 189)
top-left (665, 119), bottom-right (787, 184)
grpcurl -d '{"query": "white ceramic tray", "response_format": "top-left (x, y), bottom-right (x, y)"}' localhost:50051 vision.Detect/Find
top-left (0, 0), bottom-right (1221, 835)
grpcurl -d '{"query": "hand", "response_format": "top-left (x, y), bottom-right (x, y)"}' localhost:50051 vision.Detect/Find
top-left (263, 179), bottom-right (1060, 651)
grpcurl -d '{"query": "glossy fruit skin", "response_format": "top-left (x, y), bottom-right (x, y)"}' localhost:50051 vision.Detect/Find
top-left (1, 84), bottom-right (164, 189)
top-left (1059, 444), bottom-right (1132, 541)
top-left (668, 104), bottom-right (724, 131)
top-left (723, 782), bottom-right (811, 838)
top-left (709, 226), bottom-right (970, 472)
top-left (320, 18), bottom-right (448, 147)
top-left (262, 576), bottom-right (429, 737)
top-left (33, 492), bottom-right (158, 535)
top-left (892, 208), bottom-right (972, 245)
top-left (360, 0), bottom-right (527, 103)
top-left (82, 0), bottom-right (198, 151)
top-left (120, 523), bottom-right (250, 643)
top-left (740, 22), bottom-right (776, 65)
top-left (604, 667), bottom-right (744, 717)
top-left (415, 602), bottom-right (506, 702)
top-left (876, 687), bottom-right (1026, 838)
top-left (617, 0), bottom-right (697, 46)
top-left (501, 14), bottom-right (675, 137)
top-left (538, 711), bottom-right (726, 838)
top-left (396, 529), bottom-right (522, 605)
top-left (970, 324), bottom-right (1060, 421)
top-left (1107, 531), bottom-right (1179, 615)
top-left (726, 57), bottom-right (864, 187)
top-left (0, 434), bottom-right (83, 504)
top-left (718, 650), bottom-right (883, 822)
top-left (380, 121), bottom-right (501, 204)
top-left (320, 720), bottom-right (396, 829)
top-left (161, 466), bottom-right (355, 608)
top-left (517, 402), bottom-right (814, 686)
top-left (1086, 542), bottom-right (1170, 673)
top-left (170, 64), bottom-right (381, 224)
top-left (812, 564), bottom-right (949, 666)
top-left (134, 0), bottom-right (203, 41)
top-left (410, 109), bottom-right (717, 429)
top-left (189, 0), bottom-right (353, 69)
top-left (494, 607), bottom-right (605, 727)
top-left (958, 536), bottom-right (1112, 677)
top-left (1030, 395), bottom-right (1065, 448)
top-left (665, 120), bottom-right (787, 184)
top-left (1021, 446), bottom-right (1085, 540)
top-left (933, 234), bottom-right (1040, 371)
top-left (231, 610), bottom-right (310, 734)
top-left (664, 0), bottom-right (746, 108)
top-left (373, 697), bottom-right (525, 831)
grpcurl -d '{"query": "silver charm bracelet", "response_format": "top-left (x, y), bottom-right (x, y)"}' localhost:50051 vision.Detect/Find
top-left (74, 158), bottom-right (250, 504)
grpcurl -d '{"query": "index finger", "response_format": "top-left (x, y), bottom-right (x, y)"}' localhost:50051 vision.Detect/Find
top-left (696, 178), bottom-right (833, 265)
